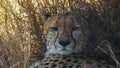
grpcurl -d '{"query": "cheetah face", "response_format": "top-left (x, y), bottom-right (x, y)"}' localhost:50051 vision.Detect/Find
top-left (41, 12), bottom-right (90, 55)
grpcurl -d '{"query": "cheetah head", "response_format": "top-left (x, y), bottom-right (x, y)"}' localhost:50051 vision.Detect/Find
top-left (40, 12), bottom-right (90, 55)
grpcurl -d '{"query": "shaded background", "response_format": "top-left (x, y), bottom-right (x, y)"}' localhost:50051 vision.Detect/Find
top-left (0, 0), bottom-right (120, 68)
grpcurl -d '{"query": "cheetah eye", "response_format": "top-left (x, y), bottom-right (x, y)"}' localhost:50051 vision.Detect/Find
top-left (51, 27), bottom-right (58, 31)
top-left (72, 27), bottom-right (80, 31)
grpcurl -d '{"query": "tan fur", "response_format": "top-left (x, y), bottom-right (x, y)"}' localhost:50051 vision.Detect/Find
top-left (43, 13), bottom-right (90, 55)
top-left (43, 15), bottom-right (58, 35)
top-left (38, 54), bottom-right (114, 68)
top-left (30, 12), bottom-right (115, 68)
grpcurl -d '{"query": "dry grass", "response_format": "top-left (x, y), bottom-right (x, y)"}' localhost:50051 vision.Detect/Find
top-left (0, 0), bottom-right (31, 68)
top-left (97, 40), bottom-right (120, 67)
top-left (0, 0), bottom-right (120, 68)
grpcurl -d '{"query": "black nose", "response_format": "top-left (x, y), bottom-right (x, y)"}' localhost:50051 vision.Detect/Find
top-left (59, 40), bottom-right (70, 47)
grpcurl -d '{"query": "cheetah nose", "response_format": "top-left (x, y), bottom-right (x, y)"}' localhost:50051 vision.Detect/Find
top-left (59, 40), bottom-right (70, 47)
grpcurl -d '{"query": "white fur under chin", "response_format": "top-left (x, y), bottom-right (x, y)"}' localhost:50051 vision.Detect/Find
top-left (45, 45), bottom-right (72, 56)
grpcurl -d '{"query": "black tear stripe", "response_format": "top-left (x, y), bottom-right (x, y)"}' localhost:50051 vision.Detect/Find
top-left (71, 18), bottom-right (76, 49)
top-left (53, 21), bottom-right (58, 49)
top-left (71, 30), bottom-right (76, 49)
top-left (71, 20), bottom-right (76, 49)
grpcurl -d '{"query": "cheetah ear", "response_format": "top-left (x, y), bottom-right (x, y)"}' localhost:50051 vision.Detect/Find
top-left (40, 12), bottom-right (51, 22)
top-left (79, 9), bottom-right (93, 22)
top-left (83, 12), bottom-right (93, 21)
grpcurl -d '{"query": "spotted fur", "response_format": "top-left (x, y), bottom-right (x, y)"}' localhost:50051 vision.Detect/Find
top-left (38, 54), bottom-right (115, 68)
top-left (30, 12), bottom-right (116, 68)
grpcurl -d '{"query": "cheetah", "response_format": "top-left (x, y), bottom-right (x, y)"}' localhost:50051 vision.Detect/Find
top-left (30, 12), bottom-right (116, 68)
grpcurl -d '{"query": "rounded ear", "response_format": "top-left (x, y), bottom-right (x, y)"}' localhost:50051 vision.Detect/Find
top-left (40, 12), bottom-right (51, 22)
top-left (79, 9), bottom-right (93, 22)
top-left (72, 9), bottom-right (93, 22)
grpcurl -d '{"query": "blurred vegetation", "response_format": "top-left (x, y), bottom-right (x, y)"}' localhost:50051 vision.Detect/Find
top-left (0, 0), bottom-right (120, 68)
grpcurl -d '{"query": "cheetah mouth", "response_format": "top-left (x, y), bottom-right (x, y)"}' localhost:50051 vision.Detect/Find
top-left (57, 47), bottom-right (72, 55)
top-left (59, 48), bottom-right (67, 51)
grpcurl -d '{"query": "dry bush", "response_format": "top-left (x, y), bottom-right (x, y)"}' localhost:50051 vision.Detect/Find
top-left (0, 0), bottom-right (120, 68)
top-left (0, 0), bottom-right (31, 68)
